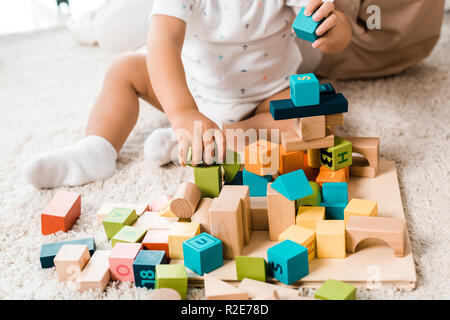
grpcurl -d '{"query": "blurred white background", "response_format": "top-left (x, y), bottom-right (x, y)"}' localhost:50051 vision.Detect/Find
top-left (0, 0), bottom-right (105, 35)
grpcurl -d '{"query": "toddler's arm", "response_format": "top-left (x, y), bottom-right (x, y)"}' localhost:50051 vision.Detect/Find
top-left (147, 15), bottom-right (225, 166)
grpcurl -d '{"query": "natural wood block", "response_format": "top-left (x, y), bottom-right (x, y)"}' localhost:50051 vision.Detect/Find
top-left (75, 250), bottom-right (111, 292)
top-left (219, 185), bottom-right (252, 245)
top-left (150, 195), bottom-right (174, 212)
top-left (296, 206), bottom-right (325, 231)
top-left (111, 226), bottom-right (147, 248)
top-left (149, 288), bottom-right (181, 300)
top-left (209, 196), bottom-right (244, 259)
top-left (344, 198), bottom-right (378, 222)
top-left (253, 290), bottom-right (280, 300)
top-left (204, 274), bottom-right (249, 300)
top-left (96, 203), bottom-right (149, 225)
top-left (244, 139), bottom-right (280, 176)
top-left (191, 198), bottom-right (213, 234)
top-left (238, 278), bottom-right (301, 299)
top-left (108, 243), bottom-right (142, 282)
top-left (307, 149), bottom-right (321, 168)
top-left (341, 137), bottom-right (380, 178)
top-left (316, 220), bottom-right (346, 259)
top-left (168, 222), bottom-right (200, 259)
top-left (320, 137), bottom-right (353, 171)
top-left (132, 212), bottom-right (178, 230)
top-left (325, 113), bottom-right (344, 127)
top-left (102, 207), bottom-right (138, 239)
top-left (41, 191), bottom-right (81, 235)
top-left (278, 145), bottom-right (304, 175)
top-left (142, 229), bottom-right (170, 257)
top-left (250, 197), bottom-right (268, 231)
top-left (279, 225), bottom-right (316, 262)
top-left (54, 244), bottom-right (90, 282)
top-left (167, 182), bottom-right (202, 219)
top-left (267, 183), bottom-right (296, 241)
top-left (315, 165), bottom-right (349, 186)
top-left (281, 130), bottom-right (334, 152)
top-left (346, 216), bottom-right (407, 257)
top-left (295, 116), bottom-right (326, 141)
top-left (314, 279), bottom-right (356, 300)
top-left (40, 238), bottom-right (95, 269)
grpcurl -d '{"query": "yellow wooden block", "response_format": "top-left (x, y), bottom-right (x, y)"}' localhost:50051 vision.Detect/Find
top-left (344, 198), bottom-right (378, 222)
top-left (296, 206), bottom-right (325, 231)
top-left (168, 222), bottom-right (200, 259)
top-left (307, 149), bottom-right (321, 168)
top-left (159, 201), bottom-right (177, 218)
top-left (316, 220), bottom-right (346, 259)
top-left (278, 225), bottom-right (316, 262)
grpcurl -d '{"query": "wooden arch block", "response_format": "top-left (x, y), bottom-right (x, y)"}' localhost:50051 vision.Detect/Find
top-left (345, 216), bottom-right (407, 257)
top-left (341, 137), bottom-right (380, 178)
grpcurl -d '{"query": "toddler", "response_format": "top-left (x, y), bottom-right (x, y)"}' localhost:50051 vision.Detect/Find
top-left (23, 0), bottom-right (352, 189)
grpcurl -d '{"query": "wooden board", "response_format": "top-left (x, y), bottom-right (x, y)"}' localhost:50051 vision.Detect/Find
top-left (171, 160), bottom-right (416, 289)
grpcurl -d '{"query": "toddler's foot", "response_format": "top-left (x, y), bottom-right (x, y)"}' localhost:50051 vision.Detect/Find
top-left (143, 128), bottom-right (178, 166)
top-left (22, 135), bottom-right (117, 189)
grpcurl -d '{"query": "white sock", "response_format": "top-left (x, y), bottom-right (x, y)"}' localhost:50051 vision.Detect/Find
top-left (22, 135), bottom-right (117, 189)
top-left (143, 128), bottom-right (179, 166)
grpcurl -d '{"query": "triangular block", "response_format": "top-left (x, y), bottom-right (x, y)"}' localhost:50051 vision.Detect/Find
top-left (204, 274), bottom-right (249, 300)
top-left (271, 169), bottom-right (313, 201)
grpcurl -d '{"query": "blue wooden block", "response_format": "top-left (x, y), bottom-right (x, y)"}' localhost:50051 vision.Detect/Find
top-left (321, 202), bottom-right (347, 220)
top-left (271, 169), bottom-right (313, 201)
top-left (290, 73), bottom-right (319, 107)
top-left (267, 240), bottom-right (309, 285)
top-left (40, 237), bottom-right (96, 269)
top-left (320, 83), bottom-right (336, 95)
top-left (242, 168), bottom-right (272, 197)
top-left (182, 233), bottom-right (223, 275)
top-left (292, 7), bottom-right (323, 42)
top-left (133, 250), bottom-right (168, 289)
top-left (270, 93), bottom-right (348, 120)
top-left (225, 170), bottom-right (243, 186)
top-left (322, 182), bottom-right (348, 204)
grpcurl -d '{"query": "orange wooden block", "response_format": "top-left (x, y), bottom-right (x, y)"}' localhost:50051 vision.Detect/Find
top-left (278, 145), bottom-right (304, 175)
top-left (315, 166), bottom-right (349, 186)
top-left (303, 153), bottom-right (320, 181)
top-left (142, 229), bottom-right (170, 257)
top-left (41, 191), bottom-right (81, 235)
top-left (244, 140), bottom-right (279, 176)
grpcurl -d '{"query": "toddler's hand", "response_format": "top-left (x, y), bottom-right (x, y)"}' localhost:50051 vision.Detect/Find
top-left (171, 110), bottom-right (225, 166)
top-left (304, 0), bottom-right (352, 54)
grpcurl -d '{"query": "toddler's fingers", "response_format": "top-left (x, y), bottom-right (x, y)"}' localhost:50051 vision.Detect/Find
top-left (312, 1), bottom-right (335, 22)
top-left (316, 13), bottom-right (337, 36)
top-left (312, 37), bottom-right (327, 49)
top-left (304, 0), bottom-right (323, 17)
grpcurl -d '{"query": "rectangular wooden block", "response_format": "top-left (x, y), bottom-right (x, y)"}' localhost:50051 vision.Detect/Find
top-left (156, 264), bottom-right (188, 299)
top-left (54, 244), bottom-right (90, 282)
top-left (281, 130), bottom-right (334, 152)
top-left (278, 145), bottom-right (304, 175)
top-left (325, 113), bottom-right (344, 127)
top-left (191, 198), bottom-right (213, 234)
top-left (250, 197), bottom-right (268, 231)
top-left (132, 211), bottom-right (178, 230)
top-left (168, 222), bottom-right (200, 259)
top-left (267, 183), bottom-right (296, 241)
top-left (316, 220), bottom-right (346, 259)
top-left (219, 185), bottom-right (252, 245)
top-left (314, 279), bottom-right (356, 300)
top-left (41, 191), bottom-right (81, 235)
top-left (292, 7), bottom-right (322, 42)
top-left (75, 250), bottom-right (111, 292)
top-left (235, 256), bottom-right (267, 282)
top-left (341, 136), bottom-right (380, 178)
top-left (270, 93), bottom-right (348, 121)
top-left (111, 226), bottom-right (147, 248)
top-left (204, 274), bottom-right (249, 300)
top-left (108, 242), bottom-right (142, 282)
top-left (295, 116), bottom-right (325, 141)
top-left (40, 237), bottom-right (95, 269)
top-left (344, 198), bottom-right (378, 222)
top-left (238, 278), bottom-right (304, 300)
top-left (209, 196), bottom-right (244, 259)
top-left (102, 207), bottom-right (138, 239)
top-left (296, 206), bottom-right (325, 231)
top-left (279, 225), bottom-right (316, 262)
top-left (244, 139), bottom-right (280, 176)
top-left (96, 203), bottom-right (149, 225)
top-left (316, 165), bottom-right (349, 186)
top-left (142, 229), bottom-right (170, 257)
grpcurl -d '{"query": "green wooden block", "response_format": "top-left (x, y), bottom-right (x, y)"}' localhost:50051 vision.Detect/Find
top-left (235, 256), bottom-right (267, 282)
top-left (296, 181), bottom-right (322, 208)
top-left (111, 226), bottom-right (147, 248)
top-left (222, 149), bottom-right (242, 184)
top-left (155, 264), bottom-right (188, 299)
top-left (320, 137), bottom-right (352, 171)
top-left (102, 207), bottom-right (138, 239)
top-left (194, 165), bottom-right (222, 198)
top-left (314, 279), bottom-right (357, 300)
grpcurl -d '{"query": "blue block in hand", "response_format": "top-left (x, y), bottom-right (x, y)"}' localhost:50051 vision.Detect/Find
top-left (322, 182), bottom-right (348, 204)
top-left (183, 233), bottom-right (223, 275)
top-left (133, 250), bottom-right (168, 289)
top-left (242, 168), bottom-right (272, 197)
top-left (292, 7), bottom-right (323, 43)
top-left (290, 73), bottom-right (320, 107)
top-left (267, 240), bottom-right (309, 285)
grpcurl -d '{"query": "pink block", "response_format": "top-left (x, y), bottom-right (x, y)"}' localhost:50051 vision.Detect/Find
top-left (150, 195), bottom-right (174, 212)
top-left (108, 242), bottom-right (143, 282)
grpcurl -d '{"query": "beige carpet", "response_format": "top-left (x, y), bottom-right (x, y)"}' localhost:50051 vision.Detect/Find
top-left (0, 13), bottom-right (449, 300)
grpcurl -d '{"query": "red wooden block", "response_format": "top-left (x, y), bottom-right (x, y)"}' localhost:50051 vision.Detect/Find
top-left (142, 229), bottom-right (170, 258)
top-left (41, 191), bottom-right (81, 235)
top-left (302, 153), bottom-right (319, 181)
